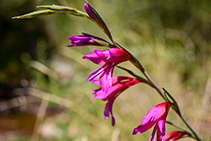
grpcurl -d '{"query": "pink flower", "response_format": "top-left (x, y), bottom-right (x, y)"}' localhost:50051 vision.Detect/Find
top-left (84, 2), bottom-right (112, 39)
top-left (133, 102), bottom-right (171, 141)
top-left (83, 48), bottom-right (132, 91)
top-left (84, 3), bottom-right (103, 29)
top-left (67, 35), bottom-right (112, 47)
top-left (92, 76), bottom-right (141, 126)
top-left (163, 131), bottom-right (191, 141)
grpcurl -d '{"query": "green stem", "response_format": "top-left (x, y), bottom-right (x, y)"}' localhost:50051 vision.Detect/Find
top-left (178, 112), bottom-right (203, 141)
top-left (113, 41), bottom-right (202, 141)
top-left (165, 121), bottom-right (192, 135)
top-left (116, 66), bottom-right (152, 86)
top-left (142, 70), bottom-right (169, 102)
top-left (110, 41), bottom-right (168, 102)
top-left (94, 14), bottom-right (202, 139)
top-left (164, 88), bottom-right (202, 140)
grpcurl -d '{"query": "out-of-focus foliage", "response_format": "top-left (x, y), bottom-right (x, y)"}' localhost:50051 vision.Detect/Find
top-left (1, 0), bottom-right (211, 140)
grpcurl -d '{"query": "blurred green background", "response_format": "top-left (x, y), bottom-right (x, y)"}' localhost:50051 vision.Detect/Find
top-left (0, 0), bottom-right (211, 140)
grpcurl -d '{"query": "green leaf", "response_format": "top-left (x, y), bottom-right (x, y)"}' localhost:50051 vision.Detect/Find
top-left (117, 66), bottom-right (150, 85)
top-left (114, 42), bottom-right (145, 72)
top-left (162, 87), bottom-right (180, 112)
top-left (82, 33), bottom-right (115, 48)
top-left (37, 5), bottom-right (89, 18)
top-left (12, 10), bottom-right (56, 19)
top-left (165, 121), bottom-right (192, 135)
top-left (37, 5), bottom-right (77, 11)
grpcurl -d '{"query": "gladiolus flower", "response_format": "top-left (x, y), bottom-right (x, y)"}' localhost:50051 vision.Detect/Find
top-left (92, 76), bottom-right (141, 126)
top-left (84, 2), bottom-right (112, 39)
top-left (84, 3), bottom-right (103, 30)
top-left (83, 48), bottom-right (132, 91)
top-left (133, 102), bottom-right (171, 141)
top-left (67, 35), bottom-right (112, 47)
top-left (163, 131), bottom-right (191, 141)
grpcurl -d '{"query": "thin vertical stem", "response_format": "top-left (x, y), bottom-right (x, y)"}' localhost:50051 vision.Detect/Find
top-left (142, 70), bottom-right (168, 102)
top-left (178, 112), bottom-right (203, 141)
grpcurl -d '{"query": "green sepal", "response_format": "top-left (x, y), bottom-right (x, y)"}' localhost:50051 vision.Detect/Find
top-left (114, 42), bottom-right (145, 72)
top-left (82, 33), bottom-right (115, 48)
top-left (86, 1), bottom-right (112, 40)
top-left (12, 10), bottom-right (56, 19)
top-left (162, 87), bottom-right (180, 112)
top-left (165, 121), bottom-right (193, 136)
top-left (37, 5), bottom-right (89, 18)
top-left (92, 39), bottom-right (110, 47)
top-left (117, 66), bottom-right (150, 85)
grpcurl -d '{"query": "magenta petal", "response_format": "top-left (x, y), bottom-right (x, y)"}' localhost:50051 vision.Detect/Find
top-left (91, 88), bottom-right (101, 95)
top-left (93, 76), bottom-right (141, 101)
top-left (86, 63), bottom-right (113, 92)
top-left (68, 35), bottom-right (101, 47)
top-left (93, 48), bottom-right (105, 58)
top-left (104, 96), bottom-right (116, 126)
top-left (86, 65), bottom-right (107, 81)
top-left (156, 127), bottom-right (163, 141)
top-left (99, 65), bottom-right (114, 91)
top-left (133, 120), bottom-right (157, 135)
top-left (104, 101), bottom-right (110, 119)
top-left (84, 3), bottom-right (103, 28)
top-left (141, 103), bottom-right (169, 126)
top-left (83, 49), bottom-right (106, 65)
top-left (92, 76), bottom-right (141, 126)
top-left (93, 89), bottom-right (107, 100)
top-left (157, 119), bottom-right (166, 136)
top-left (133, 102), bottom-right (171, 139)
top-left (111, 115), bottom-right (115, 126)
top-left (163, 131), bottom-right (190, 141)
top-left (133, 126), bottom-right (141, 135)
top-left (84, 48), bottom-right (133, 93)
top-left (149, 124), bottom-right (158, 141)
top-left (91, 80), bottom-right (100, 86)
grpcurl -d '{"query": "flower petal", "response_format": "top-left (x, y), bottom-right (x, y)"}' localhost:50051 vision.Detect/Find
top-left (92, 76), bottom-right (141, 101)
top-left (84, 3), bottom-right (103, 28)
top-left (141, 102), bottom-right (170, 126)
top-left (86, 64), bottom-right (111, 82)
top-left (163, 131), bottom-right (191, 141)
top-left (83, 48), bottom-right (106, 65)
top-left (104, 96), bottom-right (117, 126)
top-left (133, 102), bottom-right (171, 136)
top-left (99, 65), bottom-right (114, 91)
top-left (157, 119), bottom-right (166, 136)
top-left (149, 123), bottom-right (158, 141)
top-left (68, 35), bottom-right (102, 47)
top-left (133, 119), bottom-right (157, 135)
top-left (156, 127), bottom-right (163, 141)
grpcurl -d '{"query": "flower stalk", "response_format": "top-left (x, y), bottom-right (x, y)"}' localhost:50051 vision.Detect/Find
top-left (12, 1), bottom-right (203, 140)
top-left (178, 112), bottom-right (203, 141)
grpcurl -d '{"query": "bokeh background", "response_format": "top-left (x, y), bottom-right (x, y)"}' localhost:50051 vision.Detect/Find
top-left (1, 0), bottom-right (211, 140)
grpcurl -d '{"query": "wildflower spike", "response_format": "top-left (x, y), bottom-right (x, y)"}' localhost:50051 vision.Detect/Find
top-left (84, 1), bottom-right (112, 40)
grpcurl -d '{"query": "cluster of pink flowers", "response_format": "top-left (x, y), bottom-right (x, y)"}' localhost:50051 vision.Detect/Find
top-left (13, 1), bottom-right (202, 140)
top-left (67, 2), bottom-right (190, 141)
